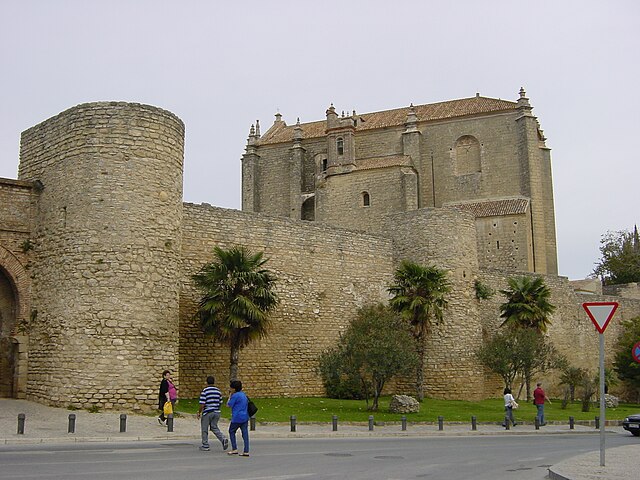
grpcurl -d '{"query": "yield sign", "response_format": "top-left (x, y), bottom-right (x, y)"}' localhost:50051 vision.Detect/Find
top-left (583, 302), bottom-right (619, 334)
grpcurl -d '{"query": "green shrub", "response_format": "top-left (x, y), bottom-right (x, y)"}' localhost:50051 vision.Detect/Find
top-left (318, 348), bottom-right (364, 400)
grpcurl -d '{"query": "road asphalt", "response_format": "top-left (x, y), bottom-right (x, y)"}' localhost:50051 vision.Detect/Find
top-left (0, 399), bottom-right (636, 479)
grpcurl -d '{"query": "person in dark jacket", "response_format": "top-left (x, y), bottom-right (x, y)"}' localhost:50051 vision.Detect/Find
top-left (157, 370), bottom-right (172, 425)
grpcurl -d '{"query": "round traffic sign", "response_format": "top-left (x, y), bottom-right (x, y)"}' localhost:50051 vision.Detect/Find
top-left (633, 341), bottom-right (640, 364)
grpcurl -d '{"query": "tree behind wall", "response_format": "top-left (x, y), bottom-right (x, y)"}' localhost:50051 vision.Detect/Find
top-left (192, 245), bottom-right (279, 381)
top-left (593, 226), bottom-right (640, 285)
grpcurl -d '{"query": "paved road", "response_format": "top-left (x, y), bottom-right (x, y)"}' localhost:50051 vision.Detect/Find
top-left (0, 434), bottom-right (635, 480)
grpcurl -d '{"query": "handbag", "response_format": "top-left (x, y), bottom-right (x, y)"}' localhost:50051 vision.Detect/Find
top-left (247, 398), bottom-right (258, 417)
top-left (163, 401), bottom-right (173, 416)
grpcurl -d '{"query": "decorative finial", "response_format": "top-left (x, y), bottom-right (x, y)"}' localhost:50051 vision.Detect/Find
top-left (255, 120), bottom-right (261, 137)
top-left (519, 87), bottom-right (526, 98)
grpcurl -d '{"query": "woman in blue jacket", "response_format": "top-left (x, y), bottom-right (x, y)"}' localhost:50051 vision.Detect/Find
top-left (227, 380), bottom-right (250, 456)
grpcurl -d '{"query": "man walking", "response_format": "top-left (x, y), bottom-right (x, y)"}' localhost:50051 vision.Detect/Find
top-left (533, 382), bottom-right (551, 426)
top-left (197, 376), bottom-right (229, 451)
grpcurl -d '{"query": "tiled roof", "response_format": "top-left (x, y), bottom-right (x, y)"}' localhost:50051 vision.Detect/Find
top-left (444, 197), bottom-right (530, 218)
top-left (356, 155), bottom-right (412, 171)
top-left (257, 95), bottom-right (518, 145)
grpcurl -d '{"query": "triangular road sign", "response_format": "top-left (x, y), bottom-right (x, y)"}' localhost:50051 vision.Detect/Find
top-left (582, 302), bottom-right (619, 334)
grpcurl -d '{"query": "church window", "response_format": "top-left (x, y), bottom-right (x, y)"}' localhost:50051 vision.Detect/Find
top-left (454, 135), bottom-right (481, 175)
top-left (362, 191), bottom-right (370, 207)
top-left (337, 137), bottom-right (344, 156)
top-left (322, 158), bottom-right (328, 172)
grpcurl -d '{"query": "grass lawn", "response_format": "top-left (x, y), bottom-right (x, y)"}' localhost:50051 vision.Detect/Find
top-left (176, 396), bottom-right (640, 424)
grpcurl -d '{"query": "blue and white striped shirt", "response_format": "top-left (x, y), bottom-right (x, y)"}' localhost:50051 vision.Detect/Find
top-left (199, 386), bottom-right (223, 414)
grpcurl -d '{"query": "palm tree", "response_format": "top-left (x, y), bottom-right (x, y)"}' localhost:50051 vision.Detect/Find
top-left (192, 245), bottom-right (279, 381)
top-left (388, 261), bottom-right (451, 401)
top-left (499, 276), bottom-right (555, 334)
top-left (499, 275), bottom-right (556, 398)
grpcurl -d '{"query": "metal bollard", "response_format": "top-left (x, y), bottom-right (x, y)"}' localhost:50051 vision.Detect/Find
top-left (250, 417), bottom-right (256, 431)
top-left (68, 413), bottom-right (76, 434)
top-left (17, 413), bottom-right (25, 434)
top-left (569, 416), bottom-right (575, 430)
top-left (438, 416), bottom-right (444, 431)
top-left (332, 415), bottom-right (338, 432)
top-left (167, 415), bottom-right (174, 432)
top-left (401, 415), bottom-right (407, 431)
top-left (504, 416), bottom-right (510, 430)
top-left (119, 414), bottom-right (127, 433)
top-left (535, 417), bottom-right (540, 430)
top-left (368, 415), bottom-right (374, 431)
top-left (471, 416), bottom-right (477, 431)
top-left (595, 416), bottom-right (599, 429)
top-left (290, 415), bottom-right (296, 432)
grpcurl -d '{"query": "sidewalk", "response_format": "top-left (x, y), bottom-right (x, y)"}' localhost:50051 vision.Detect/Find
top-left (0, 399), bottom-right (635, 479)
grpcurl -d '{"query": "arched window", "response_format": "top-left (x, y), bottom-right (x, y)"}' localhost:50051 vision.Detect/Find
top-left (321, 158), bottom-right (328, 172)
top-left (362, 191), bottom-right (370, 207)
top-left (454, 135), bottom-right (481, 175)
top-left (336, 137), bottom-right (344, 156)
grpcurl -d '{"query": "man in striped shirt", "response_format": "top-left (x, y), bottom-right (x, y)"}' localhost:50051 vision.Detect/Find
top-left (197, 376), bottom-right (229, 451)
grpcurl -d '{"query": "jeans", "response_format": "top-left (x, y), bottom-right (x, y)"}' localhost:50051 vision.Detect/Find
top-left (503, 406), bottom-right (516, 426)
top-left (229, 421), bottom-right (249, 453)
top-left (201, 411), bottom-right (226, 447)
top-left (536, 404), bottom-right (545, 425)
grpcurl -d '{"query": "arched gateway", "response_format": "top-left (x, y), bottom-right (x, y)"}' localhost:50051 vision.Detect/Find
top-left (0, 247), bottom-right (30, 398)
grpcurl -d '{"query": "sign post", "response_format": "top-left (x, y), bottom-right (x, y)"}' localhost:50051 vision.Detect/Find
top-left (632, 341), bottom-right (640, 364)
top-left (582, 302), bottom-right (619, 467)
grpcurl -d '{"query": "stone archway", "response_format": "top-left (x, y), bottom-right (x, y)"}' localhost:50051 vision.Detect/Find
top-left (0, 246), bottom-right (31, 398)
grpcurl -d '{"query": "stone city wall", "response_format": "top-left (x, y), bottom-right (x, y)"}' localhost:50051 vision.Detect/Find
top-left (178, 204), bottom-right (395, 399)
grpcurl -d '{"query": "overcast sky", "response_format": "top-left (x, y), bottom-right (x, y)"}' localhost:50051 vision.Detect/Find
top-left (1, 0), bottom-right (638, 280)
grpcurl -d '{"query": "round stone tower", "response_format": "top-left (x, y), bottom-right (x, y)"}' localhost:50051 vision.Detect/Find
top-left (385, 207), bottom-right (487, 400)
top-left (18, 102), bottom-right (184, 410)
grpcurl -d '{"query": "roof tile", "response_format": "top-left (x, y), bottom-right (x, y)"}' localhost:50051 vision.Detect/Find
top-left (258, 96), bottom-right (517, 145)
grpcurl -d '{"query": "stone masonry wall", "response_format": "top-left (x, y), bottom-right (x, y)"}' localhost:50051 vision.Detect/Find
top-left (178, 204), bottom-right (395, 399)
top-left (384, 208), bottom-right (487, 400)
top-left (316, 166), bottom-right (418, 233)
top-left (17, 102), bottom-right (184, 410)
top-left (476, 270), bottom-right (640, 399)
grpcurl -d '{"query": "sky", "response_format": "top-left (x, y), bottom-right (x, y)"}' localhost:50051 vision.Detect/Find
top-left (1, 0), bottom-right (638, 280)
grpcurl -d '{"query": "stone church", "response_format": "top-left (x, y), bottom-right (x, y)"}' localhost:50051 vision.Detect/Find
top-left (242, 88), bottom-right (557, 275)
top-left (0, 90), bottom-right (638, 410)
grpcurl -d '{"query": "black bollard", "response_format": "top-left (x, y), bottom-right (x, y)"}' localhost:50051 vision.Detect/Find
top-left (504, 416), bottom-right (510, 430)
top-left (569, 416), bottom-right (575, 430)
top-left (250, 417), bottom-right (256, 431)
top-left (471, 416), bottom-right (477, 431)
top-left (68, 414), bottom-right (76, 434)
top-left (438, 416), bottom-right (444, 431)
top-left (167, 415), bottom-right (174, 432)
top-left (535, 417), bottom-right (540, 430)
top-left (119, 414), bottom-right (127, 433)
top-left (368, 415), bottom-right (374, 431)
top-left (401, 415), bottom-right (407, 431)
top-left (290, 415), bottom-right (296, 432)
top-left (332, 415), bottom-right (338, 432)
top-left (595, 416), bottom-right (599, 429)
top-left (17, 413), bottom-right (25, 434)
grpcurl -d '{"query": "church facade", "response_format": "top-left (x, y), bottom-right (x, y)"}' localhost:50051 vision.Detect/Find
top-left (242, 89), bottom-right (557, 275)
